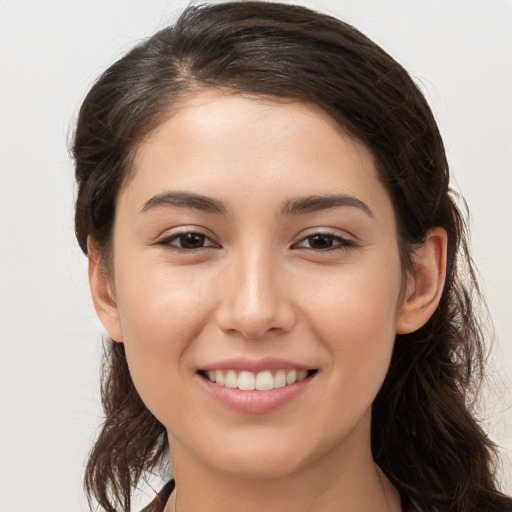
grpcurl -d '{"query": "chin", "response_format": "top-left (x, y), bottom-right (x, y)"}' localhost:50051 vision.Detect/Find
top-left (212, 449), bottom-right (308, 480)
top-left (194, 425), bottom-right (330, 480)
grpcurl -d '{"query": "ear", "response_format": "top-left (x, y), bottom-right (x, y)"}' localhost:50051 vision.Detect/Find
top-left (396, 227), bottom-right (448, 334)
top-left (87, 237), bottom-right (123, 342)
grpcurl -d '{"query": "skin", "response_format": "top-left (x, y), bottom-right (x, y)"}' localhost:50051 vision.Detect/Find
top-left (89, 91), bottom-right (447, 512)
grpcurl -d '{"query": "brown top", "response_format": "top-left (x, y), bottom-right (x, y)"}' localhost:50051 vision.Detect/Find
top-left (140, 480), bottom-right (175, 512)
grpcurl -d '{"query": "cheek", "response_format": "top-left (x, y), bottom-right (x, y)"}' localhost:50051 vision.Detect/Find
top-left (301, 261), bottom-right (402, 389)
top-left (113, 262), bottom-right (216, 415)
top-left (116, 260), bottom-right (215, 344)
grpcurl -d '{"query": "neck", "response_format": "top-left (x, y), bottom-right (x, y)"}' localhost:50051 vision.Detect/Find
top-left (166, 416), bottom-right (401, 512)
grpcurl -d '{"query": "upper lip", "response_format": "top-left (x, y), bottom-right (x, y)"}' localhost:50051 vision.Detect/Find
top-left (199, 357), bottom-right (315, 373)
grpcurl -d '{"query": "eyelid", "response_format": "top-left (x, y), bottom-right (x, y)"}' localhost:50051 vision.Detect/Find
top-left (291, 228), bottom-right (358, 251)
top-left (154, 225), bottom-right (220, 250)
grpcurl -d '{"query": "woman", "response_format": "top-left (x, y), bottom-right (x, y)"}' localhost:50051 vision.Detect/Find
top-left (73, 2), bottom-right (512, 511)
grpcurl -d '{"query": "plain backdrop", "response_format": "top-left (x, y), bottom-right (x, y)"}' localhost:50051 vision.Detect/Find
top-left (1, 0), bottom-right (511, 510)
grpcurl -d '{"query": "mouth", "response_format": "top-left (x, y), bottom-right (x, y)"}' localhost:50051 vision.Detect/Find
top-left (198, 368), bottom-right (318, 391)
top-left (197, 358), bottom-right (318, 414)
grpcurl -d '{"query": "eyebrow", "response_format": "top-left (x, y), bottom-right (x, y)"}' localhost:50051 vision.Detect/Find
top-left (281, 194), bottom-right (374, 218)
top-left (140, 191), bottom-right (373, 218)
top-left (141, 191), bottom-right (228, 215)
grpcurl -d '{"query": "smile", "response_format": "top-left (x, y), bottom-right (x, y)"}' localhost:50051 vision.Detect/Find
top-left (197, 358), bottom-right (318, 414)
top-left (202, 369), bottom-right (311, 391)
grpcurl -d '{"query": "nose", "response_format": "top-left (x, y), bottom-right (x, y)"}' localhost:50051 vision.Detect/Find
top-left (214, 247), bottom-right (296, 339)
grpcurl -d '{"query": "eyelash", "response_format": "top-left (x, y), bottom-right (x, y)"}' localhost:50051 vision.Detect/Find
top-left (156, 230), bottom-right (356, 253)
top-left (156, 230), bottom-right (219, 251)
top-left (292, 232), bottom-right (357, 252)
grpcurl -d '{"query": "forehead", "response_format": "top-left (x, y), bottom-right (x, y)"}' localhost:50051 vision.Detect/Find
top-left (132, 90), bottom-right (371, 166)
top-left (121, 91), bottom-right (393, 222)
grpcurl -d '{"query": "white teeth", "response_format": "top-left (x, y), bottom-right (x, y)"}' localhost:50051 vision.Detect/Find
top-left (238, 371), bottom-right (255, 390)
top-left (286, 369), bottom-right (297, 385)
top-left (225, 370), bottom-right (238, 389)
top-left (255, 370), bottom-right (274, 391)
top-left (215, 370), bottom-right (225, 386)
top-left (274, 370), bottom-right (287, 388)
top-left (204, 368), bottom-right (311, 390)
top-left (297, 370), bottom-right (308, 382)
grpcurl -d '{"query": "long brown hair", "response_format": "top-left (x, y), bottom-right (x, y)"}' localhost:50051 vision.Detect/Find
top-left (73, 2), bottom-right (512, 511)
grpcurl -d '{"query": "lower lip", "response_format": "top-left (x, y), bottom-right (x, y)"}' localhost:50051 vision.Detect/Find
top-left (198, 374), bottom-right (314, 414)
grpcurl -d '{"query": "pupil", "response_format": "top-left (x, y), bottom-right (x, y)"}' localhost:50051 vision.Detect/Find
top-left (181, 233), bottom-right (204, 248)
top-left (310, 234), bottom-right (333, 249)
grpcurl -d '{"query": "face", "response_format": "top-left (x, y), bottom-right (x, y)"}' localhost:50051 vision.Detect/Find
top-left (101, 91), bottom-right (410, 479)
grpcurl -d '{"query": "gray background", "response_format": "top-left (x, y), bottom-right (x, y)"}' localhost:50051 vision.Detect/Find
top-left (1, 0), bottom-right (511, 509)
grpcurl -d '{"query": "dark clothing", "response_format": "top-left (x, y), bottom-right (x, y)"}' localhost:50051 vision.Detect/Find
top-left (140, 480), bottom-right (175, 512)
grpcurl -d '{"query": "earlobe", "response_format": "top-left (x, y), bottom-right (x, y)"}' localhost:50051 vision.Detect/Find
top-left (87, 237), bottom-right (123, 342)
top-left (396, 227), bottom-right (448, 334)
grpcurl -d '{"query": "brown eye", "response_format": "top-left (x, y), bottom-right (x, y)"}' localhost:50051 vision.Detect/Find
top-left (157, 231), bottom-right (218, 250)
top-left (293, 232), bottom-right (356, 251)
top-left (307, 234), bottom-right (335, 249)
top-left (178, 232), bottom-right (206, 249)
